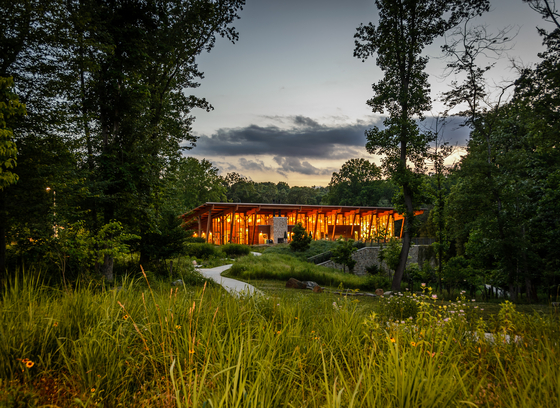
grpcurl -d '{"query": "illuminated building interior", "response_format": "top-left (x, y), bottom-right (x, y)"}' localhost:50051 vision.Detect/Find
top-left (181, 203), bottom-right (424, 245)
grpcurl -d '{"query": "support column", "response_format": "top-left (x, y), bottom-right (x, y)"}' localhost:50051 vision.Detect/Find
top-left (205, 207), bottom-right (213, 243)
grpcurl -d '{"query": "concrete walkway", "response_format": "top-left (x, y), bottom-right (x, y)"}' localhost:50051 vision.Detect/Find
top-left (197, 264), bottom-right (262, 296)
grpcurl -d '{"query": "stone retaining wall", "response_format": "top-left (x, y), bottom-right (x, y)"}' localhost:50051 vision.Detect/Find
top-left (319, 245), bottom-right (434, 276)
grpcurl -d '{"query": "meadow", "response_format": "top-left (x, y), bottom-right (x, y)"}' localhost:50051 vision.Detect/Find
top-left (1, 263), bottom-right (559, 407)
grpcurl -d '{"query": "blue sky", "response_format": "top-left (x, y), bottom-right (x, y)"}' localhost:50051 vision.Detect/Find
top-left (185, 0), bottom-right (550, 186)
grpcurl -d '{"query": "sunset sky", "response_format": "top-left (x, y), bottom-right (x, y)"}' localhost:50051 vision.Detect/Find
top-left (185, 0), bottom-right (551, 186)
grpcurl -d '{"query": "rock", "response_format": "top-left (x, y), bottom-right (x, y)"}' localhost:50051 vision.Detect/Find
top-left (364, 293), bottom-right (376, 297)
top-left (286, 278), bottom-right (307, 289)
top-left (383, 291), bottom-right (392, 296)
top-left (312, 285), bottom-right (323, 293)
top-left (302, 281), bottom-right (319, 290)
top-left (172, 279), bottom-right (183, 286)
top-left (375, 288), bottom-right (384, 297)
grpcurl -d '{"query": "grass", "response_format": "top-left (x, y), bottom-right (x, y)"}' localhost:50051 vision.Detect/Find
top-left (262, 240), bottom-right (339, 260)
top-left (226, 252), bottom-right (387, 291)
top-left (1, 266), bottom-right (559, 407)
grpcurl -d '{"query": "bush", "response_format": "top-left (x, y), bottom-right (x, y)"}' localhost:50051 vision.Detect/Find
top-left (290, 223), bottom-right (312, 252)
top-left (221, 243), bottom-right (251, 257)
top-left (184, 243), bottom-right (220, 259)
top-left (331, 239), bottom-right (357, 273)
top-left (365, 274), bottom-right (391, 290)
top-left (185, 237), bottom-right (206, 244)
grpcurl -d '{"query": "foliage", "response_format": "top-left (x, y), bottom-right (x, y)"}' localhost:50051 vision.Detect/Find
top-left (378, 238), bottom-right (402, 274)
top-left (265, 239), bottom-right (339, 260)
top-left (221, 243), bottom-right (250, 258)
top-left (183, 243), bottom-right (220, 260)
top-left (1, 270), bottom-right (559, 407)
top-left (354, 0), bottom-right (490, 291)
top-left (330, 239), bottom-right (358, 274)
top-left (324, 158), bottom-right (395, 206)
top-left (0, 77), bottom-right (25, 190)
top-left (290, 222), bottom-right (312, 252)
top-left (229, 253), bottom-right (375, 289)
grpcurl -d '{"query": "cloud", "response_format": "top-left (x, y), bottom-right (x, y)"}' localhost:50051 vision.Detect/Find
top-left (191, 117), bottom-right (379, 160)
top-left (238, 158), bottom-right (275, 172)
top-left (273, 156), bottom-right (335, 176)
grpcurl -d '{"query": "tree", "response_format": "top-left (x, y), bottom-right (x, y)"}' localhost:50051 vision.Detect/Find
top-left (331, 239), bottom-right (357, 274)
top-left (354, 0), bottom-right (489, 291)
top-left (325, 158), bottom-right (395, 206)
top-left (290, 223), bottom-right (311, 252)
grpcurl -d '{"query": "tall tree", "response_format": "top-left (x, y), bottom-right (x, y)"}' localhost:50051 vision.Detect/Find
top-left (354, 0), bottom-right (489, 291)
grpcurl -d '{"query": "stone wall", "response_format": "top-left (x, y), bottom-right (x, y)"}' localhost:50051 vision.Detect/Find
top-left (319, 245), bottom-right (434, 276)
top-left (268, 217), bottom-right (288, 243)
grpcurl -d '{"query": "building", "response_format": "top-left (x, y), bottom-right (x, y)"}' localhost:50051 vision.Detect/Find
top-left (180, 202), bottom-right (423, 245)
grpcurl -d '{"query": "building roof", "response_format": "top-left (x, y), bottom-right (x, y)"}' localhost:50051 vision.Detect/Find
top-left (180, 202), bottom-right (413, 227)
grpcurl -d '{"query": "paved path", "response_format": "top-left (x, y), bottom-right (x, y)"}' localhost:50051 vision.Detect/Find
top-left (197, 264), bottom-right (262, 295)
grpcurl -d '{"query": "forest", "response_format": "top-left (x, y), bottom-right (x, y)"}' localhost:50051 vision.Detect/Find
top-left (0, 0), bottom-right (559, 301)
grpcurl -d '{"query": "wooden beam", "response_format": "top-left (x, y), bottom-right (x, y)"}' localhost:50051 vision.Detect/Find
top-left (251, 212), bottom-right (257, 245)
top-left (368, 212), bottom-right (374, 243)
top-left (384, 212), bottom-right (392, 242)
top-left (229, 210), bottom-right (235, 243)
top-left (198, 216), bottom-right (201, 237)
top-left (350, 211), bottom-right (358, 239)
top-left (399, 216), bottom-right (405, 239)
top-left (313, 212), bottom-right (319, 240)
top-left (205, 206), bottom-right (214, 243)
top-left (331, 212), bottom-right (338, 240)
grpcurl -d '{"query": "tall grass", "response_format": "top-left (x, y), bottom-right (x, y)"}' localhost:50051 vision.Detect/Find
top-left (228, 253), bottom-right (379, 290)
top-left (0, 268), bottom-right (559, 407)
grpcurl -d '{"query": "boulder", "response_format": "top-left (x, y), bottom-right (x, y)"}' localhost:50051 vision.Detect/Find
top-left (286, 278), bottom-right (307, 289)
top-left (375, 288), bottom-right (384, 297)
top-left (383, 291), bottom-right (392, 296)
top-left (302, 281), bottom-right (319, 290)
top-left (312, 285), bottom-right (323, 293)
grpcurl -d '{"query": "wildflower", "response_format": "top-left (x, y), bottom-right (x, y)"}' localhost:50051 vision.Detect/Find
top-left (295, 317), bottom-right (298, 320)
top-left (472, 299), bottom-right (476, 302)
top-left (175, 325), bottom-right (181, 329)
top-left (432, 294), bottom-right (437, 299)
top-left (53, 322), bottom-right (58, 327)
top-left (91, 388), bottom-right (96, 393)
top-left (444, 318), bottom-right (449, 322)
top-left (277, 331), bottom-right (281, 334)
top-left (123, 315), bottom-right (129, 320)
top-left (411, 342), bottom-right (417, 347)
top-left (189, 349), bottom-right (195, 354)
top-left (390, 337), bottom-right (396, 343)
top-left (421, 283), bottom-right (426, 287)
top-left (26, 361), bottom-right (34, 368)
top-left (459, 310), bottom-right (464, 313)
top-left (21, 358), bottom-right (29, 363)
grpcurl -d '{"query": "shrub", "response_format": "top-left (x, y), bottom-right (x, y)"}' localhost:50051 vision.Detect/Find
top-left (290, 223), bottom-right (312, 252)
top-left (184, 243), bottom-right (220, 259)
top-left (331, 239), bottom-right (357, 273)
top-left (221, 243), bottom-right (251, 257)
top-left (185, 237), bottom-right (206, 244)
top-left (365, 274), bottom-right (391, 290)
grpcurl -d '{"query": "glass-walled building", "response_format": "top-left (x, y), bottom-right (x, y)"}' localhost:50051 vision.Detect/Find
top-left (181, 203), bottom-right (423, 245)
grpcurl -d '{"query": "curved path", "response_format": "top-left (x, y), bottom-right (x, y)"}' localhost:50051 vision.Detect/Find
top-left (197, 264), bottom-right (262, 296)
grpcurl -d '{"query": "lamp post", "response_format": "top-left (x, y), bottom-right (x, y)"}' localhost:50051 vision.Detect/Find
top-left (46, 187), bottom-right (57, 237)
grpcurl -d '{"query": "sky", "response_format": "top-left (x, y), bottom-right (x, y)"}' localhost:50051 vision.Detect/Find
top-left (184, 0), bottom-right (552, 186)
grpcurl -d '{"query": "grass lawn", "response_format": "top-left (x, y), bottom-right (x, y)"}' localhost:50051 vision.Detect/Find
top-left (1, 260), bottom-right (559, 407)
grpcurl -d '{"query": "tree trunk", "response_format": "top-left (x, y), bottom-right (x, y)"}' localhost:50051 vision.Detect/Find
top-left (99, 254), bottom-right (114, 282)
top-left (392, 184), bottom-right (414, 292)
